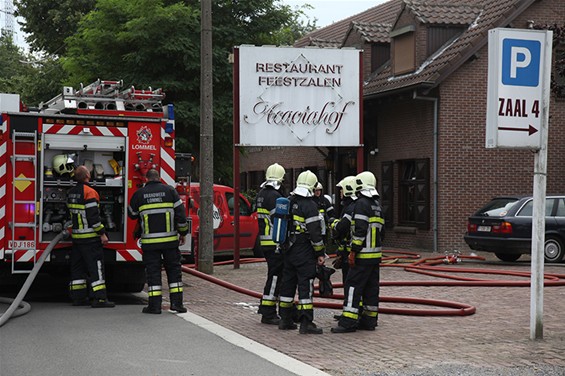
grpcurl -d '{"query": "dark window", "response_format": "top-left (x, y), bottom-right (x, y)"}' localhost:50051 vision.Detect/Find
top-left (427, 26), bottom-right (463, 56)
top-left (380, 161), bottom-right (393, 228)
top-left (226, 192), bottom-right (252, 216)
top-left (371, 43), bottom-right (390, 72)
top-left (399, 159), bottom-right (429, 229)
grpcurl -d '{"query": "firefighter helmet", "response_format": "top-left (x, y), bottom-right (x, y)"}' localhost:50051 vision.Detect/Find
top-left (315, 182), bottom-right (323, 191)
top-left (337, 176), bottom-right (357, 198)
top-left (52, 154), bottom-right (76, 176)
top-left (293, 170), bottom-right (318, 197)
top-left (263, 163), bottom-right (285, 189)
top-left (355, 171), bottom-right (379, 197)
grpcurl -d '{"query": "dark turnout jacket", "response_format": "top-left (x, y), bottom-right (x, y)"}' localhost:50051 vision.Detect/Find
top-left (128, 180), bottom-right (189, 251)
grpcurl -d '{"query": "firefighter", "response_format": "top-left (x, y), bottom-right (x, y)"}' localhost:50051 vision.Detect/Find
top-left (278, 170), bottom-right (326, 334)
top-left (332, 171), bottom-right (383, 333)
top-left (313, 182), bottom-right (335, 228)
top-left (330, 176), bottom-right (357, 285)
top-left (67, 165), bottom-right (114, 308)
top-left (128, 169), bottom-right (190, 314)
top-left (255, 163), bottom-right (286, 325)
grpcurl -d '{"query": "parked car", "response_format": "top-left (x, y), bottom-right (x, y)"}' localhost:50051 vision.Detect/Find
top-left (186, 183), bottom-right (260, 259)
top-left (464, 195), bottom-right (565, 263)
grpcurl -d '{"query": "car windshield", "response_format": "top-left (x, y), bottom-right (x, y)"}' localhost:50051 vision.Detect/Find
top-left (474, 198), bottom-right (519, 217)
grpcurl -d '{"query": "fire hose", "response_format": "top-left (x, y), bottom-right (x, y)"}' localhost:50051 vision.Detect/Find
top-left (0, 232), bottom-right (65, 327)
top-left (181, 250), bottom-right (565, 317)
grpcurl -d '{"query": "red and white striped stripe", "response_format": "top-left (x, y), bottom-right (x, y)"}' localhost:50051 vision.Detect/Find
top-left (116, 249), bottom-right (143, 262)
top-left (43, 124), bottom-right (127, 137)
top-left (160, 122), bottom-right (175, 186)
top-left (12, 249), bottom-right (45, 262)
top-left (0, 118), bottom-right (7, 259)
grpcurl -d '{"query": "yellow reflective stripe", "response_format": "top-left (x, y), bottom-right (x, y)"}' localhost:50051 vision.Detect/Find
top-left (342, 311), bottom-right (358, 319)
top-left (70, 284), bottom-right (87, 290)
top-left (372, 226), bottom-right (376, 247)
top-left (170, 287), bottom-right (183, 293)
top-left (72, 233), bottom-right (98, 239)
top-left (313, 244), bottom-right (325, 252)
top-left (257, 208), bottom-right (269, 214)
top-left (92, 284), bottom-right (106, 292)
top-left (352, 239), bottom-right (363, 246)
top-left (261, 300), bottom-right (277, 306)
top-left (68, 203), bottom-right (85, 209)
top-left (369, 217), bottom-right (385, 224)
top-left (166, 211), bottom-right (171, 232)
top-left (279, 301), bottom-right (294, 308)
top-left (297, 304), bottom-right (313, 310)
top-left (293, 215), bottom-right (305, 223)
top-left (143, 214), bottom-right (149, 234)
top-left (139, 202), bottom-right (174, 211)
top-left (141, 236), bottom-right (179, 244)
top-left (148, 290), bottom-right (162, 297)
top-left (357, 252), bottom-right (382, 259)
top-left (363, 310), bottom-right (378, 318)
top-left (260, 240), bottom-right (276, 246)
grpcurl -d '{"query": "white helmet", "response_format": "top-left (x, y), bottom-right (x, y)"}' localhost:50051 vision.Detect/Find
top-left (263, 163), bottom-right (285, 189)
top-left (355, 171), bottom-right (379, 197)
top-left (52, 154), bottom-right (76, 176)
top-left (315, 182), bottom-right (323, 191)
top-left (337, 175), bottom-right (357, 198)
top-left (293, 170), bottom-right (318, 197)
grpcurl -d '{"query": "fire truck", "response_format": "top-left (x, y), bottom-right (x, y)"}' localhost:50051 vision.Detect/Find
top-left (0, 80), bottom-right (192, 292)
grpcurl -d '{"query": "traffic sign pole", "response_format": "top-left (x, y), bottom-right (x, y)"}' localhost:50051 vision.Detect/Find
top-left (530, 30), bottom-right (553, 340)
top-left (486, 28), bottom-right (552, 340)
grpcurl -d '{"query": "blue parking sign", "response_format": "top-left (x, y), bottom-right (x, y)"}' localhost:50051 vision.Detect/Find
top-left (501, 38), bottom-right (541, 87)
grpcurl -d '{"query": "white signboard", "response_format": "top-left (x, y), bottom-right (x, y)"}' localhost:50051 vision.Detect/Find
top-left (237, 46), bottom-right (361, 147)
top-left (486, 28), bottom-right (552, 149)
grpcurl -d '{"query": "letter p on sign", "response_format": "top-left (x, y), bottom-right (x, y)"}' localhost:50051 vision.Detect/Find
top-left (502, 39), bottom-right (541, 87)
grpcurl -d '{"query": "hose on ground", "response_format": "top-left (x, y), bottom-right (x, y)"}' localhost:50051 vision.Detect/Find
top-left (0, 232), bottom-right (64, 327)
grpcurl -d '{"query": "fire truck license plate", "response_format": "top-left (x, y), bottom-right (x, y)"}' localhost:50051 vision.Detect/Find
top-left (8, 240), bottom-right (36, 249)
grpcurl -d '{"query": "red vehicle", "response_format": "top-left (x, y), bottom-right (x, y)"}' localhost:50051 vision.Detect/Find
top-left (0, 80), bottom-right (190, 291)
top-left (185, 183), bottom-right (260, 258)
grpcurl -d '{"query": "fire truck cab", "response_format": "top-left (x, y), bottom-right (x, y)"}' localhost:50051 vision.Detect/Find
top-left (0, 80), bottom-right (188, 292)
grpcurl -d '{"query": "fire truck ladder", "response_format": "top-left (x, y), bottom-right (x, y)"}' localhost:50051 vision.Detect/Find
top-left (10, 131), bottom-right (38, 274)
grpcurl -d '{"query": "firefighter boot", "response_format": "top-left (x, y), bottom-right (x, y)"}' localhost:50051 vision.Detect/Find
top-left (278, 312), bottom-right (298, 330)
top-left (169, 292), bottom-right (187, 313)
top-left (299, 318), bottom-right (323, 334)
top-left (142, 295), bottom-right (162, 314)
top-left (91, 299), bottom-right (115, 308)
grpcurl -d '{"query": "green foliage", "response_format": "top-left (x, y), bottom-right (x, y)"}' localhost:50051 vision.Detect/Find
top-left (15, 0), bottom-right (96, 55)
top-left (0, 35), bottom-right (66, 106)
top-left (11, 0), bottom-right (315, 185)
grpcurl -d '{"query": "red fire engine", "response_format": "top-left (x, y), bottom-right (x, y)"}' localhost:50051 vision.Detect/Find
top-left (0, 80), bottom-right (191, 292)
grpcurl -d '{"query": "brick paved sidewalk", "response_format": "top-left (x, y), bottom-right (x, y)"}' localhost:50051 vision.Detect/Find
top-left (173, 250), bottom-right (565, 375)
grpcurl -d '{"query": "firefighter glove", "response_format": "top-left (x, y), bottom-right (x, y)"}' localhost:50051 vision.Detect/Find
top-left (348, 251), bottom-right (356, 267)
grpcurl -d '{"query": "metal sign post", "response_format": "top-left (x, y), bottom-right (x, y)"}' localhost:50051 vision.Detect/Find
top-left (486, 28), bottom-right (552, 340)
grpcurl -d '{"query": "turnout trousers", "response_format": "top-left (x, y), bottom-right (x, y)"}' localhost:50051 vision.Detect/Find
top-left (258, 248), bottom-right (284, 319)
top-left (69, 240), bottom-right (108, 302)
top-left (143, 246), bottom-right (184, 310)
top-left (278, 241), bottom-right (317, 323)
top-left (338, 263), bottom-right (380, 329)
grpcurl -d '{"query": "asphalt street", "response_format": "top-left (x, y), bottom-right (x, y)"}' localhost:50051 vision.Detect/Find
top-left (0, 285), bottom-right (326, 376)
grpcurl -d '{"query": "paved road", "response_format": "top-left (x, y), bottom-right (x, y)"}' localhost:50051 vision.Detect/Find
top-left (0, 280), bottom-right (326, 376)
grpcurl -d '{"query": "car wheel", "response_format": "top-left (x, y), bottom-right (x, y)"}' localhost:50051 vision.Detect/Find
top-left (494, 252), bottom-right (521, 262)
top-left (544, 236), bottom-right (565, 263)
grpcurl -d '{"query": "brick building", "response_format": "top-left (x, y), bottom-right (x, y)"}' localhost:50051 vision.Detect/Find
top-left (239, 0), bottom-right (565, 253)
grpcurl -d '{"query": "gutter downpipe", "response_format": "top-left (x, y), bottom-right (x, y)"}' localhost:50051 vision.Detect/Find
top-left (413, 90), bottom-right (439, 253)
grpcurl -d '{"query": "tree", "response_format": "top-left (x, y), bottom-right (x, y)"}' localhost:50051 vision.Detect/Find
top-left (15, 0), bottom-right (96, 55)
top-left (0, 35), bottom-right (66, 106)
top-left (62, 0), bottom-right (315, 183)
